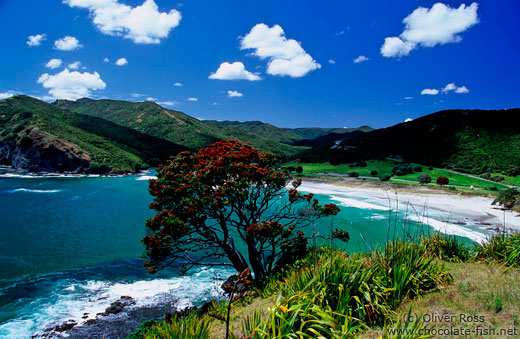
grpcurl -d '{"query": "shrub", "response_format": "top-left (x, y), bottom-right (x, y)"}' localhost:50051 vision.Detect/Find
top-left (419, 233), bottom-right (471, 262)
top-left (493, 188), bottom-right (520, 210)
top-left (414, 166), bottom-right (423, 172)
top-left (143, 313), bottom-right (211, 339)
top-left (357, 160), bottom-right (367, 167)
top-left (348, 171), bottom-right (359, 178)
top-left (490, 175), bottom-right (505, 182)
top-left (370, 170), bottom-right (378, 176)
top-left (436, 176), bottom-right (449, 186)
top-left (380, 175), bottom-right (391, 182)
top-left (417, 174), bottom-right (431, 185)
top-left (481, 173), bottom-right (491, 180)
top-left (474, 233), bottom-right (520, 267)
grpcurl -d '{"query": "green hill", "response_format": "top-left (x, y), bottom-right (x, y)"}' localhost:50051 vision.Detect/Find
top-left (55, 99), bottom-right (305, 158)
top-left (204, 120), bottom-right (305, 144)
top-left (0, 96), bottom-right (189, 173)
top-left (286, 126), bottom-right (374, 140)
top-left (298, 109), bottom-right (520, 176)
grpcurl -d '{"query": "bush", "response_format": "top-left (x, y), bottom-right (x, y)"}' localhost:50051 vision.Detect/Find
top-left (436, 176), bottom-right (449, 186)
top-left (370, 170), bottom-right (378, 176)
top-left (356, 160), bottom-right (367, 167)
top-left (419, 233), bottom-right (471, 262)
top-left (143, 313), bottom-right (211, 339)
top-left (380, 175), bottom-right (391, 182)
top-left (414, 166), bottom-right (423, 172)
top-left (417, 174), bottom-right (431, 185)
top-left (481, 173), bottom-right (491, 180)
top-left (348, 171), bottom-right (359, 178)
top-left (474, 233), bottom-right (520, 267)
top-left (490, 175), bottom-right (505, 182)
top-left (295, 165), bottom-right (303, 175)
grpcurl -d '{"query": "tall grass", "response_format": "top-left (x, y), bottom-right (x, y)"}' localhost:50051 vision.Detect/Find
top-left (143, 313), bottom-right (211, 339)
top-left (474, 233), bottom-right (520, 267)
top-left (418, 233), bottom-right (471, 262)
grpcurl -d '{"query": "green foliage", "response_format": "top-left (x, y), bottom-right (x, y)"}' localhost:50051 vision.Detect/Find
top-left (126, 320), bottom-right (158, 339)
top-left (370, 170), bottom-right (378, 176)
top-left (474, 233), bottom-right (520, 267)
top-left (143, 313), bottom-right (211, 339)
top-left (492, 188), bottom-right (520, 210)
top-left (382, 309), bottom-right (431, 339)
top-left (417, 174), bottom-right (432, 185)
top-left (419, 233), bottom-right (471, 262)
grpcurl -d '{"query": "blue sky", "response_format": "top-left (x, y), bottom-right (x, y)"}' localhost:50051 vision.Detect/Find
top-left (0, 0), bottom-right (518, 128)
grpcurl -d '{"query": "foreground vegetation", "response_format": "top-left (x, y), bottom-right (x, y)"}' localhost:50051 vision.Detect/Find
top-left (129, 232), bottom-right (520, 338)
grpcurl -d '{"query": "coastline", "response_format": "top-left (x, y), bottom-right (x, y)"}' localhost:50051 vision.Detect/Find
top-left (298, 177), bottom-right (520, 235)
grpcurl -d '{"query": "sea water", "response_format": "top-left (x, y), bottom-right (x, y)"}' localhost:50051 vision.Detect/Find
top-left (0, 172), bottom-right (489, 338)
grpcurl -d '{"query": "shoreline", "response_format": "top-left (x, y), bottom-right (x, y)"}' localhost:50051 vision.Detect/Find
top-left (298, 177), bottom-right (520, 235)
top-left (0, 166), bottom-right (155, 179)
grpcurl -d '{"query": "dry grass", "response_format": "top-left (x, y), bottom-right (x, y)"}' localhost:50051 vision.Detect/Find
top-left (361, 261), bottom-right (520, 338)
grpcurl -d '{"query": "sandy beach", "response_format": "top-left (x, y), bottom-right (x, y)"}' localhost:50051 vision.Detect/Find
top-left (297, 178), bottom-right (520, 243)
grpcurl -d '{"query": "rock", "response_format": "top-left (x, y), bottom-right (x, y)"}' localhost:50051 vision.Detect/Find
top-left (105, 301), bottom-right (124, 315)
top-left (221, 275), bottom-right (247, 295)
top-left (54, 319), bottom-right (77, 332)
top-left (85, 319), bottom-right (96, 325)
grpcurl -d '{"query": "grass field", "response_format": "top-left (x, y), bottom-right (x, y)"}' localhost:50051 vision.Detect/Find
top-left (283, 160), bottom-right (517, 194)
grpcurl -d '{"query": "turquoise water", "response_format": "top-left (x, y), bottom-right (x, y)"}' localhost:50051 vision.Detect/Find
top-left (0, 172), bottom-right (486, 338)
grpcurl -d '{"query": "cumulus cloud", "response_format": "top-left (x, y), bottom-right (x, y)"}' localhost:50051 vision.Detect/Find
top-left (27, 34), bottom-right (46, 47)
top-left (54, 36), bottom-right (82, 51)
top-left (64, 0), bottom-right (181, 44)
top-left (227, 90), bottom-right (243, 98)
top-left (103, 57), bottom-right (110, 63)
top-left (209, 62), bottom-right (261, 81)
top-left (158, 101), bottom-right (178, 107)
top-left (381, 3), bottom-right (478, 57)
top-left (37, 69), bottom-right (106, 100)
top-left (240, 23), bottom-right (320, 77)
top-left (68, 61), bottom-right (81, 70)
top-left (173, 82), bottom-right (183, 86)
top-left (115, 57), bottom-right (128, 66)
top-left (455, 86), bottom-right (469, 93)
top-left (46, 59), bottom-right (63, 69)
top-left (421, 88), bottom-right (439, 95)
top-left (0, 91), bottom-right (19, 100)
top-left (187, 97), bottom-right (197, 101)
top-left (353, 55), bottom-right (369, 63)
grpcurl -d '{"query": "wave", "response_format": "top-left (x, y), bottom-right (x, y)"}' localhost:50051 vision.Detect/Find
top-left (407, 215), bottom-right (487, 243)
top-left (330, 196), bottom-right (390, 211)
top-left (136, 175), bottom-right (157, 181)
top-left (0, 267), bottom-right (231, 338)
top-left (6, 188), bottom-right (62, 194)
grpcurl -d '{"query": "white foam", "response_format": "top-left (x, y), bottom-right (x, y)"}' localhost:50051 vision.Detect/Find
top-left (0, 268), bottom-right (231, 338)
top-left (407, 215), bottom-right (487, 243)
top-left (330, 195), bottom-right (390, 211)
top-left (7, 188), bottom-right (62, 193)
top-left (136, 175), bottom-right (157, 181)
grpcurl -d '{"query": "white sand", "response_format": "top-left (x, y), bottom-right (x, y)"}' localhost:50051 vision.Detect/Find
top-left (298, 181), bottom-right (520, 243)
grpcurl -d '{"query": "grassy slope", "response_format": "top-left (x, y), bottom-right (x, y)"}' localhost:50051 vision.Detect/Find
top-left (298, 109), bottom-right (520, 176)
top-left (1, 96), bottom-right (188, 172)
top-left (55, 99), bottom-right (306, 159)
top-left (288, 126), bottom-right (374, 139)
top-left (204, 120), bottom-right (306, 144)
top-left (283, 160), bottom-right (513, 194)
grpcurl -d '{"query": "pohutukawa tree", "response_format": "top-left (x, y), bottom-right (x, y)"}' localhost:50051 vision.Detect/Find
top-left (142, 139), bottom-right (340, 280)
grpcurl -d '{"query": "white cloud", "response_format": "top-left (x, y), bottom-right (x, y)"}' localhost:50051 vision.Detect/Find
top-left (421, 88), bottom-right (439, 95)
top-left (64, 0), bottom-right (181, 44)
top-left (227, 90), bottom-right (243, 98)
top-left (381, 3), bottom-right (478, 57)
top-left (103, 57), bottom-right (110, 63)
top-left (240, 23), bottom-right (321, 78)
top-left (54, 36), bottom-right (83, 51)
top-left (353, 55), bottom-right (369, 63)
top-left (115, 57), bottom-right (128, 66)
top-left (187, 97), bottom-right (197, 101)
top-left (68, 61), bottom-right (81, 70)
top-left (173, 82), bottom-right (183, 86)
top-left (442, 83), bottom-right (469, 94)
top-left (209, 62), bottom-right (261, 81)
top-left (455, 86), bottom-right (469, 93)
top-left (335, 30), bottom-right (345, 36)
top-left (27, 34), bottom-right (46, 47)
top-left (146, 97), bottom-right (157, 101)
top-left (405, 118), bottom-right (413, 122)
top-left (213, 102), bottom-right (218, 105)
top-left (37, 69), bottom-right (106, 100)
top-left (0, 91), bottom-right (19, 100)
top-left (158, 101), bottom-right (178, 107)
top-left (404, 96), bottom-right (414, 100)
top-left (328, 59), bottom-right (336, 64)
top-left (45, 59), bottom-right (63, 69)
top-left (131, 93), bottom-right (144, 98)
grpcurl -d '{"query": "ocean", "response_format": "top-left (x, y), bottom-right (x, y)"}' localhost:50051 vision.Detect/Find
top-left (0, 170), bottom-right (492, 338)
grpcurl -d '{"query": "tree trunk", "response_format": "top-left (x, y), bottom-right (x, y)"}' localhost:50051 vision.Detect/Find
top-left (222, 239), bottom-right (249, 273)
top-left (246, 235), bottom-right (265, 280)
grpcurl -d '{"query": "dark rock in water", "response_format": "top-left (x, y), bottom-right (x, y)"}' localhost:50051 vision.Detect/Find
top-left (164, 306), bottom-right (197, 323)
top-left (54, 320), bottom-right (77, 332)
top-left (101, 296), bottom-right (137, 316)
top-left (221, 275), bottom-right (247, 295)
top-left (85, 319), bottom-right (96, 325)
